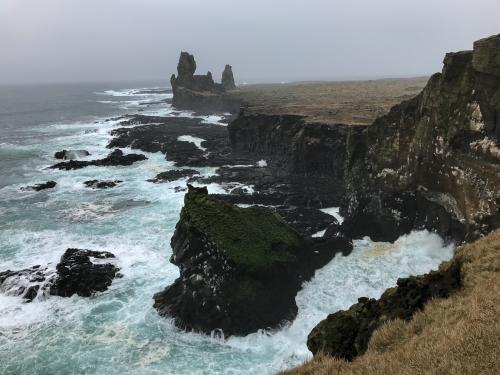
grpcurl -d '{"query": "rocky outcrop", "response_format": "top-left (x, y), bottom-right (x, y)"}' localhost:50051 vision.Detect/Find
top-left (84, 180), bottom-right (122, 189)
top-left (153, 185), bottom-right (350, 336)
top-left (147, 169), bottom-right (199, 183)
top-left (170, 52), bottom-right (239, 112)
top-left (307, 255), bottom-right (462, 360)
top-left (0, 249), bottom-right (119, 301)
top-left (49, 149), bottom-right (147, 170)
top-left (341, 34), bottom-right (500, 243)
top-left (221, 64), bottom-right (236, 90)
top-left (21, 180), bottom-right (57, 191)
top-left (50, 249), bottom-right (119, 297)
top-left (54, 149), bottom-right (90, 160)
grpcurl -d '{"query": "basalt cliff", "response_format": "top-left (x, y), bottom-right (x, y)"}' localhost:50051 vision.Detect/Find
top-left (229, 34), bottom-right (500, 244)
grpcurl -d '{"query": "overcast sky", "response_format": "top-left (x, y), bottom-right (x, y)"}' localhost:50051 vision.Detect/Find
top-left (1, 0), bottom-right (499, 85)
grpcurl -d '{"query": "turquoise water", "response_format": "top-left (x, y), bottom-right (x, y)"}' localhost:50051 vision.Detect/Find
top-left (0, 83), bottom-right (455, 374)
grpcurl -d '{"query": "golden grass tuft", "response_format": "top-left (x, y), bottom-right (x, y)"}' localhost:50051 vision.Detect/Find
top-left (281, 229), bottom-right (500, 375)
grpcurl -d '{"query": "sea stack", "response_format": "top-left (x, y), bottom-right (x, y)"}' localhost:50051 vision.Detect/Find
top-left (153, 185), bottom-right (342, 336)
top-left (221, 64), bottom-right (236, 90)
top-left (170, 52), bottom-right (238, 112)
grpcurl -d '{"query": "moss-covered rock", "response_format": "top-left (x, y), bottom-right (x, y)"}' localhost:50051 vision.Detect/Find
top-left (153, 185), bottom-right (350, 336)
top-left (307, 259), bottom-right (462, 360)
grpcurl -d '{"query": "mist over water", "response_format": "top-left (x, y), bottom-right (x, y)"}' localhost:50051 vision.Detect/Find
top-left (0, 83), bottom-right (454, 374)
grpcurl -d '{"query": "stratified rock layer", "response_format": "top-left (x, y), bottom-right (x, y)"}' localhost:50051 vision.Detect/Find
top-left (341, 34), bottom-right (500, 243)
top-left (153, 185), bottom-right (349, 336)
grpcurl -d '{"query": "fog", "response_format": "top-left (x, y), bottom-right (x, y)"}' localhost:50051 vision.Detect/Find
top-left (1, 0), bottom-right (499, 84)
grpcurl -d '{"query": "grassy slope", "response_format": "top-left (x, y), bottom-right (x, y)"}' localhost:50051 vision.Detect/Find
top-left (282, 229), bottom-right (500, 375)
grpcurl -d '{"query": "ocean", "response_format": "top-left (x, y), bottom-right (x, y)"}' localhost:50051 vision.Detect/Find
top-left (0, 82), bottom-right (455, 374)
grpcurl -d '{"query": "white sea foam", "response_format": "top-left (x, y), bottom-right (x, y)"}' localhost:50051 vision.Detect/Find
top-left (320, 207), bottom-right (344, 224)
top-left (177, 135), bottom-right (207, 151)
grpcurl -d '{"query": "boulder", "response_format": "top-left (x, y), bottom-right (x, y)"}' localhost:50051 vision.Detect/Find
top-left (50, 249), bottom-right (119, 297)
top-left (0, 249), bottom-right (119, 301)
top-left (153, 185), bottom-right (344, 336)
top-left (21, 181), bottom-right (57, 191)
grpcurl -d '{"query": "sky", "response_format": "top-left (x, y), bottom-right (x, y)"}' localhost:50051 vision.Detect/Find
top-left (1, 0), bottom-right (499, 85)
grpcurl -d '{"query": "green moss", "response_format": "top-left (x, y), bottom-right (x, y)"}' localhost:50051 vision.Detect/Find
top-left (182, 187), bottom-right (302, 268)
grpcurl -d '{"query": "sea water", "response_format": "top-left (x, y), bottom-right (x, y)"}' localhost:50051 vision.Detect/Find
top-left (0, 82), bottom-right (455, 374)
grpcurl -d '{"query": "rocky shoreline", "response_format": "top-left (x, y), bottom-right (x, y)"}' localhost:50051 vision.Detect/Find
top-left (147, 34), bottom-right (500, 362)
top-left (1, 32), bottom-right (498, 373)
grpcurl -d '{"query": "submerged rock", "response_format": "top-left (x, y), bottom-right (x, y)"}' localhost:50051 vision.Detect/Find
top-left (54, 149), bottom-right (90, 160)
top-left (147, 169), bottom-right (200, 183)
top-left (0, 249), bottom-right (119, 301)
top-left (84, 180), bottom-right (123, 189)
top-left (153, 185), bottom-right (346, 336)
top-left (49, 149), bottom-right (147, 170)
top-left (21, 180), bottom-right (57, 191)
top-left (307, 259), bottom-right (461, 360)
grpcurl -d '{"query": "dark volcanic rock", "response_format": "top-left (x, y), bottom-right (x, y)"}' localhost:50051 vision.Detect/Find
top-left (341, 34), bottom-right (500, 243)
top-left (21, 181), bottom-right (57, 191)
top-left (153, 185), bottom-right (345, 336)
top-left (54, 149), bottom-right (90, 160)
top-left (147, 169), bottom-right (200, 183)
top-left (228, 113), bottom-right (365, 206)
top-left (0, 266), bottom-right (48, 302)
top-left (50, 248), bottom-right (119, 297)
top-left (84, 180), bottom-right (123, 189)
top-left (108, 115), bottom-right (255, 167)
top-left (221, 64), bottom-right (236, 90)
top-left (49, 149), bottom-right (147, 170)
top-left (0, 249), bottom-right (119, 301)
top-left (170, 52), bottom-right (240, 112)
top-left (307, 259), bottom-right (461, 360)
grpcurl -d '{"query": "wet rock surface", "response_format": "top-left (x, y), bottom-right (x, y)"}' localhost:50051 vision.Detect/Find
top-left (153, 185), bottom-right (349, 336)
top-left (54, 149), bottom-right (90, 160)
top-left (0, 249), bottom-right (119, 301)
top-left (21, 180), bottom-right (57, 191)
top-left (147, 169), bottom-right (200, 183)
top-left (84, 180), bottom-right (123, 189)
top-left (307, 259), bottom-right (461, 360)
top-left (49, 149), bottom-right (147, 170)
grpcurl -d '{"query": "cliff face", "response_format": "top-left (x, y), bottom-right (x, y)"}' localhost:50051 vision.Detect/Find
top-left (228, 113), bottom-right (365, 204)
top-left (170, 52), bottom-right (239, 112)
top-left (342, 34), bottom-right (500, 243)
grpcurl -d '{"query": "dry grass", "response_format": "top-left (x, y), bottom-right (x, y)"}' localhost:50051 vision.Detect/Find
top-left (281, 229), bottom-right (500, 375)
top-left (228, 78), bottom-right (428, 125)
